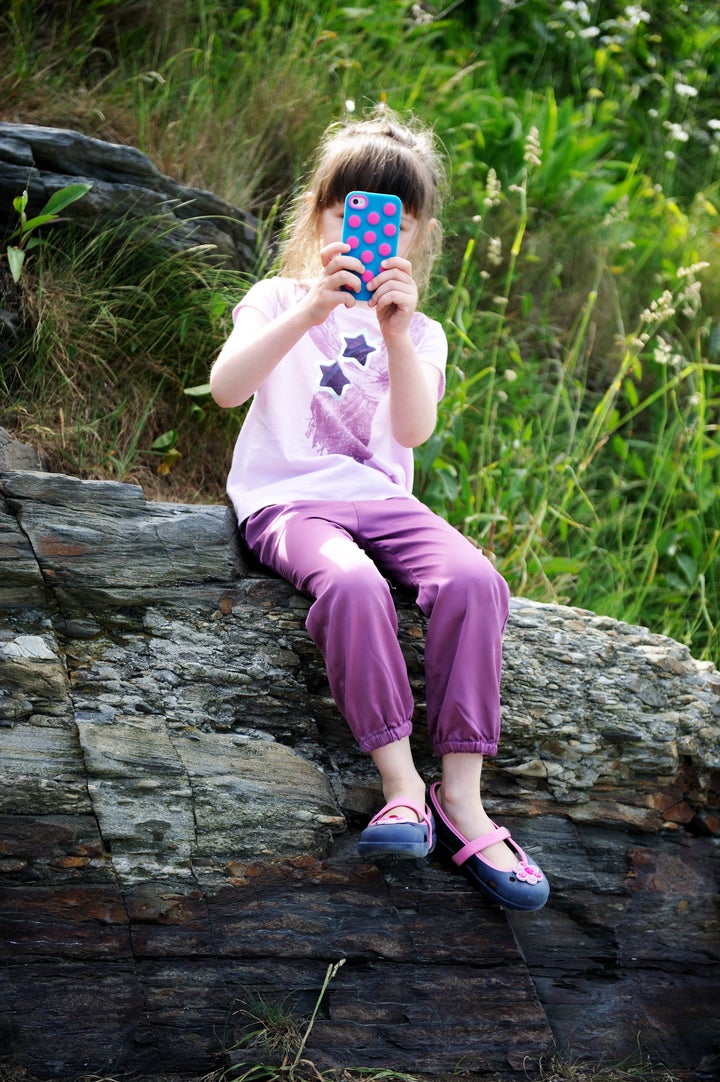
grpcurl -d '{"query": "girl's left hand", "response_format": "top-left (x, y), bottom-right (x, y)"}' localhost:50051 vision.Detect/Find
top-left (367, 257), bottom-right (418, 338)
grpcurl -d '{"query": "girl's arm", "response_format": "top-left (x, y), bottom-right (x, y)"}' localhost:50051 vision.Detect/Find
top-left (210, 241), bottom-right (363, 409)
top-left (386, 334), bottom-right (442, 447)
top-left (210, 302), bottom-right (313, 408)
top-left (370, 256), bottom-right (441, 447)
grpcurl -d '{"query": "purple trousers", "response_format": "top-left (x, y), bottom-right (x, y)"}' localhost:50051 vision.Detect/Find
top-left (244, 497), bottom-right (510, 757)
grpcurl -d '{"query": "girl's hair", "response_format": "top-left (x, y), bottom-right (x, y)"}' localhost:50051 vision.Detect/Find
top-left (279, 108), bottom-right (445, 294)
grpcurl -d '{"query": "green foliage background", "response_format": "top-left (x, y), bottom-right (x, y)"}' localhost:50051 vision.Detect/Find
top-left (1, 0), bottom-right (718, 662)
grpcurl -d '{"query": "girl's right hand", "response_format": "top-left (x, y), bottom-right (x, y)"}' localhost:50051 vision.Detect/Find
top-left (301, 241), bottom-right (363, 324)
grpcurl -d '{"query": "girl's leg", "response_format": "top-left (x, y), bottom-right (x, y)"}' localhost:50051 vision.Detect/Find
top-left (244, 501), bottom-right (415, 756)
top-left (437, 753), bottom-right (517, 871)
top-left (352, 499), bottom-right (516, 864)
top-left (369, 736), bottom-right (427, 821)
top-left (353, 498), bottom-right (510, 756)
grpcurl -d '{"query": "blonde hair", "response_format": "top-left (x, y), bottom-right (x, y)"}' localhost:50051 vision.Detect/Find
top-left (279, 108), bottom-right (445, 295)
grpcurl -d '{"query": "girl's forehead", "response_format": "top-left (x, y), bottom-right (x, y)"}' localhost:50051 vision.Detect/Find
top-left (323, 195), bottom-right (416, 219)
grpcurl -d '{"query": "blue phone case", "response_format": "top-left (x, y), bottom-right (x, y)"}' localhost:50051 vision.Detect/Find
top-left (341, 191), bottom-right (402, 301)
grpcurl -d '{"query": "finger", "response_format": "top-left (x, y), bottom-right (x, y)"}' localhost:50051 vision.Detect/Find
top-left (368, 263), bottom-right (415, 292)
top-left (371, 285), bottom-right (417, 314)
top-left (379, 256), bottom-right (413, 275)
top-left (370, 274), bottom-right (417, 301)
top-left (324, 253), bottom-right (365, 281)
top-left (325, 268), bottom-right (364, 295)
top-left (320, 240), bottom-right (350, 266)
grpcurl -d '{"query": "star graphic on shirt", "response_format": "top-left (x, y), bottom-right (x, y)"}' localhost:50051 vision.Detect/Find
top-left (319, 361), bottom-right (351, 396)
top-left (342, 334), bottom-right (374, 367)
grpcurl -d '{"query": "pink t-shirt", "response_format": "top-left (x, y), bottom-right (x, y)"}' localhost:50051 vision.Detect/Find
top-left (225, 276), bottom-right (448, 524)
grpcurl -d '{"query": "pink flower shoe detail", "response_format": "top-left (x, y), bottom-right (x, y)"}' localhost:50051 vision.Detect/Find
top-left (514, 861), bottom-right (543, 885)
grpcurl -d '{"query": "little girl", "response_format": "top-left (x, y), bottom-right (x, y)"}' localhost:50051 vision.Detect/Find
top-left (210, 109), bottom-right (548, 911)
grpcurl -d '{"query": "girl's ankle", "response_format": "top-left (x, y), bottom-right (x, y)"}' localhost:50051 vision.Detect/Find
top-left (381, 778), bottom-right (427, 813)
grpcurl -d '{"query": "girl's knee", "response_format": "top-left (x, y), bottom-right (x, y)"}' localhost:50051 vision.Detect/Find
top-left (319, 561), bottom-right (394, 610)
top-left (423, 552), bottom-right (509, 620)
top-left (473, 562), bottom-right (510, 620)
top-left (459, 557), bottom-right (509, 609)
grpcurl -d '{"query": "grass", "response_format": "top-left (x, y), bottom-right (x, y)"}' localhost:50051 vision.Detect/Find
top-left (0, 1061), bottom-right (694, 1082)
top-left (0, 0), bottom-right (718, 665)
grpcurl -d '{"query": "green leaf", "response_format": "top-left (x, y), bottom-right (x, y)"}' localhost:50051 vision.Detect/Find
top-left (542, 556), bottom-right (585, 575)
top-left (183, 382), bottom-right (212, 397)
top-left (208, 292), bottom-right (227, 320)
top-left (151, 430), bottom-right (178, 452)
top-left (19, 212), bottom-right (63, 235)
top-left (7, 246), bottom-right (25, 283)
top-left (675, 553), bottom-right (697, 586)
top-left (40, 183), bottom-right (92, 217)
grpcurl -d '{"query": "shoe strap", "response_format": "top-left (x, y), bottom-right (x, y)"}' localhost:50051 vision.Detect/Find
top-left (368, 799), bottom-right (434, 849)
top-left (452, 826), bottom-right (512, 867)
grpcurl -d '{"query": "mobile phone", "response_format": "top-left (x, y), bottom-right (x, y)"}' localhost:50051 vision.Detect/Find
top-left (341, 191), bottom-right (402, 301)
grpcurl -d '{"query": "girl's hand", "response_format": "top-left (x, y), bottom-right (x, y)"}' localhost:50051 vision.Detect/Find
top-left (367, 257), bottom-right (418, 338)
top-left (300, 241), bottom-right (363, 324)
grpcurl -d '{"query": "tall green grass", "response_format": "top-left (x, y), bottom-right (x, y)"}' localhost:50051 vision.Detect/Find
top-left (0, 0), bottom-right (718, 660)
top-left (1, 214), bottom-right (254, 500)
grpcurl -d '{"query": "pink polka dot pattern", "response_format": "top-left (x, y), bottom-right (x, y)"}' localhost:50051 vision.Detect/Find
top-left (341, 191), bottom-right (402, 300)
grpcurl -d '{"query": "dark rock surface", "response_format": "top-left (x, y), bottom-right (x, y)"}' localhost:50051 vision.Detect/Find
top-left (1, 468), bottom-right (719, 1080)
top-left (0, 122), bottom-right (258, 269)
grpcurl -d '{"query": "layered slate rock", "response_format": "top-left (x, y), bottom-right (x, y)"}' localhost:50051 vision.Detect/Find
top-left (0, 122), bottom-right (258, 270)
top-left (0, 468), bottom-right (719, 1080)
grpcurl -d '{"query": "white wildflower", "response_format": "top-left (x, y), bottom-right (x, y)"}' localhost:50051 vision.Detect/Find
top-left (677, 262), bottom-right (710, 279)
top-left (624, 6), bottom-right (651, 28)
top-left (602, 194), bottom-right (629, 227)
top-left (487, 236), bottom-right (503, 266)
top-left (653, 336), bottom-right (683, 369)
top-left (674, 81), bottom-right (698, 98)
top-left (483, 167), bottom-right (502, 208)
top-left (664, 121), bottom-right (689, 142)
top-left (562, 1), bottom-right (591, 21)
top-left (640, 290), bottom-right (675, 325)
top-left (411, 3), bottom-right (434, 24)
top-left (676, 262), bottom-right (708, 318)
top-left (524, 126), bottom-right (542, 168)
